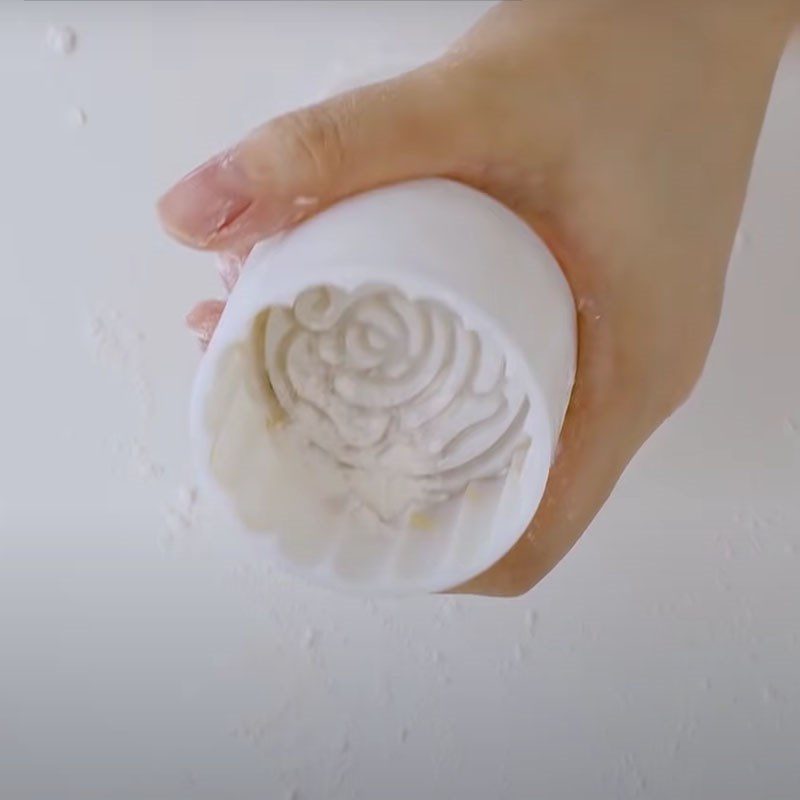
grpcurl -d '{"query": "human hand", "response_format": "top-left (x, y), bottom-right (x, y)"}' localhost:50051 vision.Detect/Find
top-left (158, 0), bottom-right (794, 595)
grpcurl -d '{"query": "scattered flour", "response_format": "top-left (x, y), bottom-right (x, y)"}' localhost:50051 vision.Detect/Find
top-left (524, 608), bottom-right (538, 635)
top-left (45, 25), bottom-right (77, 56)
top-left (86, 308), bottom-right (152, 418)
top-left (301, 627), bottom-right (320, 650)
top-left (111, 437), bottom-right (164, 481)
top-left (129, 438), bottom-right (164, 480)
top-left (165, 485), bottom-right (198, 531)
top-left (66, 106), bottom-right (87, 128)
top-left (160, 485), bottom-right (200, 554)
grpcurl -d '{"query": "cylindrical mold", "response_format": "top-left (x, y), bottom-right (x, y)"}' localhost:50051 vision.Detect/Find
top-left (191, 179), bottom-right (576, 594)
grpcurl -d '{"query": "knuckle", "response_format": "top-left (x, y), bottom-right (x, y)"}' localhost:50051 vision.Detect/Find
top-left (269, 106), bottom-right (348, 180)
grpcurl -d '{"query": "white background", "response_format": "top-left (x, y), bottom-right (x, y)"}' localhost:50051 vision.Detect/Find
top-left (1, 2), bottom-right (799, 798)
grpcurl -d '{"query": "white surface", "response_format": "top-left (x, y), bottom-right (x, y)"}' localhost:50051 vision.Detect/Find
top-left (1, 2), bottom-right (798, 798)
top-left (193, 179), bottom-right (575, 594)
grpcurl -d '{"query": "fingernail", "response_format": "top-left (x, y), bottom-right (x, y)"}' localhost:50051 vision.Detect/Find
top-left (158, 151), bottom-right (253, 247)
top-left (185, 301), bottom-right (225, 340)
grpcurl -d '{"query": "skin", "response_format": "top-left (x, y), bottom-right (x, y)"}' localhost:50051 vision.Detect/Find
top-left (158, 0), bottom-right (798, 596)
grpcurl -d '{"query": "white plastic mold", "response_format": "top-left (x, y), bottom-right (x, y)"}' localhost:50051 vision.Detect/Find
top-left (191, 179), bottom-right (576, 594)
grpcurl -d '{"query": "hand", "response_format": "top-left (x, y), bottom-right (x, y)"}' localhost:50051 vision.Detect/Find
top-left (158, 0), bottom-right (794, 595)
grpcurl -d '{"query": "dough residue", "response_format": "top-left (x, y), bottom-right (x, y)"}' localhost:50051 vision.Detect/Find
top-left (261, 285), bottom-right (530, 522)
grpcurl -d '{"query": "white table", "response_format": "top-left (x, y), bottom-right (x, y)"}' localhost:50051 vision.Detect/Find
top-left (2, 3), bottom-right (799, 798)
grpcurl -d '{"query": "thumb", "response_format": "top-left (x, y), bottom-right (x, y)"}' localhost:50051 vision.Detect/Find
top-left (157, 66), bottom-right (464, 251)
